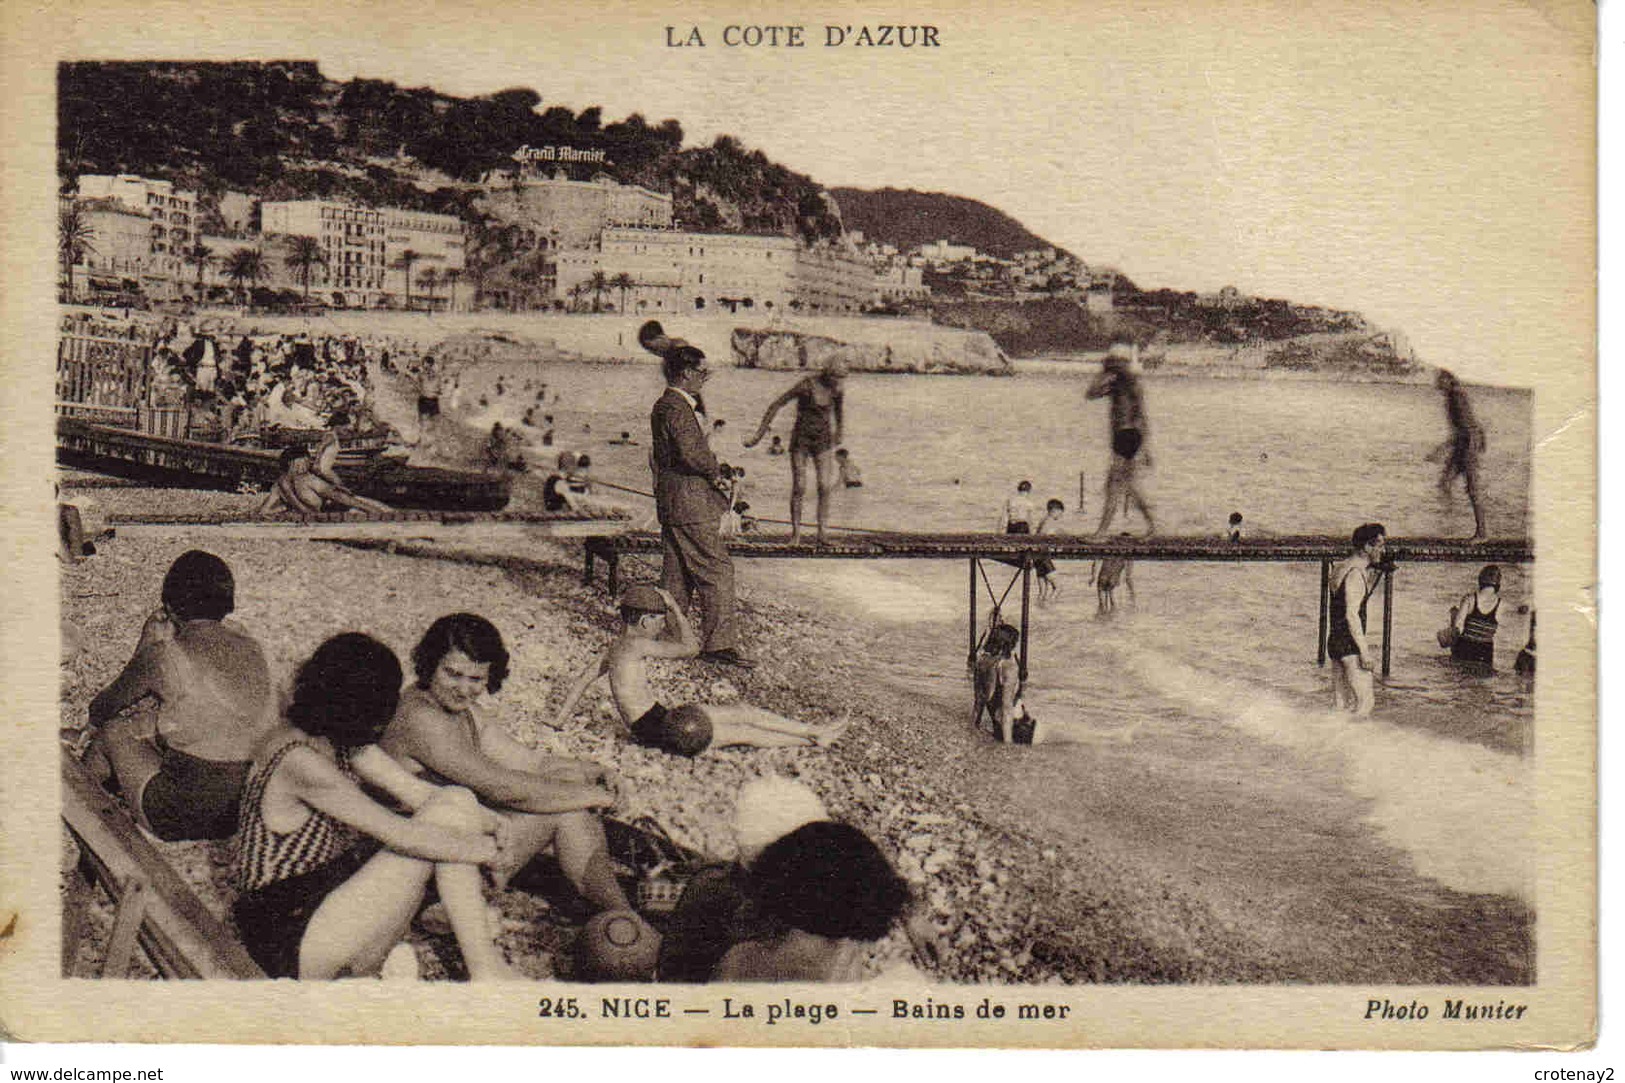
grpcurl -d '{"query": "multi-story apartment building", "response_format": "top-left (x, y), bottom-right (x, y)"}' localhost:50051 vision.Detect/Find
top-left (383, 209), bottom-right (467, 306)
top-left (75, 174), bottom-right (200, 297)
top-left (260, 200), bottom-right (387, 307)
top-left (69, 199), bottom-right (153, 293)
top-left (557, 228), bottom-right (878, 315)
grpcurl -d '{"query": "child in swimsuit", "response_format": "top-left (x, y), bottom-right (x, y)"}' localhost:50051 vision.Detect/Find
top-left (1089, 533), bottom-right (1137, 613)
top-left (1034, 499), bottom-right (1066, 601)
top-left (553, 586), bottom-right (846, 756)
top-left (232, 633), bottom-right (511, 981)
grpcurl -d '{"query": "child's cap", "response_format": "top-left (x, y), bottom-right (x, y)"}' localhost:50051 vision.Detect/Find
top-left (734, 776), bottom-right (829, 864)
top-left (620, 585), bottom-right (666, 615)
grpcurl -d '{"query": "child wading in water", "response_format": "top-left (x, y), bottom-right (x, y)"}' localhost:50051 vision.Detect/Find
top-left (1033, 498), bottom-right (1066, 602)
top-left (1090, 534), bottom-right (1136, 613)
top-left (554, 586), bottom-right (845, 756)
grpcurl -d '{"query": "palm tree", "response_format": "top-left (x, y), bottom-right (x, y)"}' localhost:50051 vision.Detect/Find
top-left (442, 267), bottom-right (462, 312)
top-left (588, 270), bottom-right (609, 313)
top-left (282, 235), bottom-right (326, 300)
top-left (185, 242), bottom-right (214, 298)
top-left (59, 206), bottom-right (96, 299)
top-left (223, 247), bottom-right (266, 305)
top-left (418, 267), bottom-right (441, 310)
top-left (610, 272), bottom-right (636, 315)
top-left (391, 248), bottom-right (421, 309)
top-left (568, 280), bottom-right (593, 313)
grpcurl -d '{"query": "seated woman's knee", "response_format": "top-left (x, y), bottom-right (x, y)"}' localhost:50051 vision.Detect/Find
top-left (419, 785), bottom-right (481, 825)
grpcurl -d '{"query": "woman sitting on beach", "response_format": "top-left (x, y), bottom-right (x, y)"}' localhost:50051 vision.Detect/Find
top-left (380, 614), bottom-right (645, 926)
top-left (742, 357), bottom-right (848, 545)
top-left (232, 633), bottom-right (512, 981)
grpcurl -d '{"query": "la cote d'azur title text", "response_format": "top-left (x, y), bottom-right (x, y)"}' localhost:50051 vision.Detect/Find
top-left (665, 24), bottom-right (940, 48)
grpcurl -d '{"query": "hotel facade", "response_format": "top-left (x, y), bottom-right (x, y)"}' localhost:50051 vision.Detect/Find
top-left (74, 174), bottom-right (200, 298)
top-left (260, 200), bottom-right (388, 306)
top-left (556, 227), bottom-right (879, 315)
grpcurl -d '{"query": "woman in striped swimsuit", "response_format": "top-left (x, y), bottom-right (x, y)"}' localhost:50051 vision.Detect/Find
top-left (232, 633), bottom-right (510, 981)
top-left (1450, 565), bottom-right (1502, 671)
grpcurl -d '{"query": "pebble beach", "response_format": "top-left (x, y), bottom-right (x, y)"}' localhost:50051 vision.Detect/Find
top-left (59, 476), bottom-right (1530, 985)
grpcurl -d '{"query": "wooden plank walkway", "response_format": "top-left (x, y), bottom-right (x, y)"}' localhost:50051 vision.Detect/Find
top-left (581, 531), bottom-right (1533, 682)
top-left (61, 754), bottom-right (265, 980)
top-left (108, 508), bottom-right (629, 542)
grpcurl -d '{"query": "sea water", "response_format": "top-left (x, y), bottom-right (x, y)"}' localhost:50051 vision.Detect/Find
top-left (463, 361), bottom-right (1534, 904)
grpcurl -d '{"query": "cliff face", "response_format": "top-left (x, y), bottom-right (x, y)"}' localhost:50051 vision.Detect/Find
top-left (731, 323), bottom-right (1010, 376)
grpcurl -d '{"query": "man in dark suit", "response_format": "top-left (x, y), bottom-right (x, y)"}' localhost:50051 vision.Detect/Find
top-left (647, 326), bottom-right (753, 668)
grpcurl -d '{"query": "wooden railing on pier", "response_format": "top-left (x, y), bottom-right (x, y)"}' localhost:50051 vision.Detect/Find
top-left (582, 531), bottom-right (1534, 680)
top-left (61, 754), bottom-right (264, 980)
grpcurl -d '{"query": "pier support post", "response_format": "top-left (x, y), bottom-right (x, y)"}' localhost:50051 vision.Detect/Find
top-left (968, 558), bottom-right (978, 669)
top-left (1018, 558), bottom-right (1032, 683)
top-left (1381, 566), bottom-right (1394, 678)
top-left (1317, 559), bottom-right (1330, 667)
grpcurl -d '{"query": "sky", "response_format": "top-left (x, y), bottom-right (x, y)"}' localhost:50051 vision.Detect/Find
top-left (40, 0), bottom-right (1598, 385)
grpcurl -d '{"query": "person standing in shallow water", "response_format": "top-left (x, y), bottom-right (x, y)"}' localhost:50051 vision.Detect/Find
top-left (743, 357), bottom-right (847, 545)
top-left (1326, 523), bottom-right (1387, 716)
top-left (1086, 342), bottom-right (1157, 536)
top-left (1448, 565), bottom-right (1503, 670)
top-left (1429, 369), bottom-right (1488, 542)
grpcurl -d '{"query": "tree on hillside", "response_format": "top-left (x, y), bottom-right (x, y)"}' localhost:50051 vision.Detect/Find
top-left (281, 234), bottom-right (326, 299)
top-left (59, 206), bottom-right (96, 298)
top-left (223, 247), bottom-right (266, 305)
top-left (185, 242), bottom-right (215, 297)
top-left (610, 272), bottom-right (635, 314)
top-left (391, 248), bottom-right (420, 309)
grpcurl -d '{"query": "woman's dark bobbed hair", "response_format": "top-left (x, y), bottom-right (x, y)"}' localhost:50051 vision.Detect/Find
top-left (287, 633), bottom-right (403, 748)
top-left (411, 613), bottom-right (510, 693)
top-left (749, 821), bottom-right (911, 942)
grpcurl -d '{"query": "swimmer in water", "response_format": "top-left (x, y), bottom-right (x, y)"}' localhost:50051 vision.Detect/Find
top-left (553, 586), bottom-right (846, 756)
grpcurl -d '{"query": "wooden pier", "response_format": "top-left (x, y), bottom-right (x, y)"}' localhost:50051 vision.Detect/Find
top-left (582, 532), bottom-right (1533, 680)
top-left (105, 507), bottom-right (629, 543)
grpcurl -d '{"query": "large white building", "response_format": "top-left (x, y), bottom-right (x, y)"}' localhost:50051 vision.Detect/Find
top-left (555, 227), bottom-right (878, 315)
top-left (75, 174), bottom-right (200, 296)
top-left (383, 209), bottom-right (467, 306)
top-left (260, 200), bottom-right (387, 306)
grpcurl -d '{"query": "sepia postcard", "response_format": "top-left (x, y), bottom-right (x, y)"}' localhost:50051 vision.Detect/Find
top-left (0, 0), bottom-right (1598, 1053)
